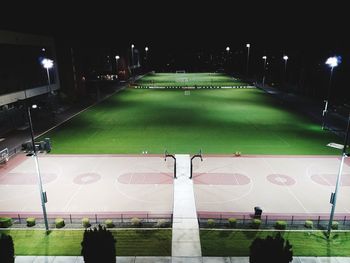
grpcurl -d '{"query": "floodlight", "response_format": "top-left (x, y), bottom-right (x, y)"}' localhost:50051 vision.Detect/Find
top-left (226, 47), bottom-right (230, 52)
top-left (131, 44), bottom-right (134, 48)
top-left (246, 43), bottom-right (250, 48)
top-left (262, 56), bottom-right (267, 60)
top-left (283, 55), bottom-right (288, 60)
top-left (145, 47), bottom-right (149, 51)
top-left (41, 58), bottom-right (53, 69)
top-left (115, 55), bottom-right (120, 59)
top-left (325, 56), bottom-right (339, 68)
top-left (32, 104), bottom-right (38, 109)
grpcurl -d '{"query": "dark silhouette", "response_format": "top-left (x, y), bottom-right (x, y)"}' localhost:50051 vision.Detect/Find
top-left (0, 233), bottom-right (15, 263)
top-left (81, 224), bottom-right (116, 263)
top-left (249, 233), bottom-right (293, 263)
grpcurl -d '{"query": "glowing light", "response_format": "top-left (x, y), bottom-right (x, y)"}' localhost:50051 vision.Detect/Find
top-left (41, 58), bottom-right (53, 69)
top-left (32, 105), bottom-right (38, 109)
top-left (131, 44), bottom-right (134, 48)
top-left (326, 56), bottom-right (340, 68)
top-left (283, 55), bottom-right (288, 60)
top-left (246, 43), bottom-right (250, 48)
top-left (115, 55), bottom-right (120, 59)
top-left (226, 46), bottom-right (230, 51)
top-left (262, 56), bottom-right (267, 60)
top-left (145, 47), bottom-right (149, 51)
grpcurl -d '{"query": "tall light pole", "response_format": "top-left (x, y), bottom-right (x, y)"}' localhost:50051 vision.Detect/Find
top-left (28, 104), bottom-right (49, 232)
top-left (323, 56), bottom-right (341, 130)
top-left (327, 113), bottom-right (350, 237)
top-left (131, 44), bottom-right (134, 79)
top-left (41, 58), bottom-right (54, 94)
top-left (145, 46), bottom-right (149, 60)
top-left (246, 43), bottom-right (250, 77)
top-left (262, 56), bottom-right (267, 87)
top-left (283, 55), bottom-right (289, 89)
top-left (115, 55), bottom-right (120, 75)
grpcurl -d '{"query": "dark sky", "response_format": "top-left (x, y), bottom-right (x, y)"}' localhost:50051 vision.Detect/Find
top-left (1, 2), bottom-right (348, 49)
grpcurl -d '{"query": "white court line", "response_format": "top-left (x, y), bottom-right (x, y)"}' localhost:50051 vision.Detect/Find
top-left (262, 157), bottom-right (310, 214)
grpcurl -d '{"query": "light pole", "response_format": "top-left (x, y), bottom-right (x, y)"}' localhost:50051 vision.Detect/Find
top-left (27, 104), bottom-right (49, 232)
top-left (327, 113), bottom-right (350, 237)
top-left (283, 55), bottom-right (289, 89)
top-left (131, 44), bottom-right (134, 80)
top-left (41, 58), bottom-right (54, 94)
top-left (322, 56), bottom-right (341, 130)
top-left (246, 43), bottom-right (250, 77)
top-left (262, 56), bottom-right (267, 87)
top-left (115, 55), bottom-right (120, 75)
top-left (145, 46), bottom-right (149, 60)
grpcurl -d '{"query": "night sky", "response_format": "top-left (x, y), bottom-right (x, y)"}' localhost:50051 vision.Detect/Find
top-left (1, 2), bottom-right (349, 102)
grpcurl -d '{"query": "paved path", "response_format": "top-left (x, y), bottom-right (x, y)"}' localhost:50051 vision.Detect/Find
top-left (172, 154), bottom-right (201, 257)
top-left (13, 256), bottom-right (350, 262)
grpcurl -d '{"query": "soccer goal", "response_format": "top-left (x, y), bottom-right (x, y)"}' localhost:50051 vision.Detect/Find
top-left (176, 70), bottom-right (186, 73)
top-left (0, 148), bottom-right (9, 164)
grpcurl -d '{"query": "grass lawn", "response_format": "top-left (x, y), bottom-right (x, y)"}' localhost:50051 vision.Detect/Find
top-left (0, 229), bottom-right (171, 256)
top-left (135, 72), bottom-right (247, 87)
top-left (43, 88), bottom-right (340, 154)
top-left (201, 230), bottom-right (350, 256)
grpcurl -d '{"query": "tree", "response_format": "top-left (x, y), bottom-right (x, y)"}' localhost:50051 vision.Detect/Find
top-left (249, 233), bottom-right (293, 263)
top-left (0, 233), bottom-right (15, 263)
top-left (81, 224), bottom-right (116, 263)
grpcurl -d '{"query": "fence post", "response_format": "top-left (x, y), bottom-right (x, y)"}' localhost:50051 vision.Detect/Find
top-left (95, 214), bottom-right (98, 224)
top-left (18, 214), bottom-right (21, 224)
top-left (70, 214), bottom-right (72, 224)
top-left (344, 216), bottom-right (346, 225)
top-left (147, 213), bottom-right (149, 223)
top-left (243, 215), bottom-right (245, 225)
top-left (220, 214), bottom-right (222, 225)
top-left (265, 215), bottom-right (268, 225)
top-left (291, 216), bottom-right (294, 226)
top-left (317, 216), bottom-right (320, 227)
top-left (121, 213), bottom-right (123, 223)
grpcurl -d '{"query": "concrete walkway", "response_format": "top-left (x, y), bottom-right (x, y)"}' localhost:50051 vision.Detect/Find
top-left (13, 256), bottom-right (350, 262)
top-left (172, 154), bottom-right (201, 257)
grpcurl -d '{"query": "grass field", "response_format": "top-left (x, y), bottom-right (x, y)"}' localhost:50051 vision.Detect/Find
top-left (43, 88), bottom-right (340, 154)
top-left (0, 229), bottom-right (171, 256)
top-left (135, 72), bottom-right (247, 87)
top-left (200, 230), bottom-right (350, 256)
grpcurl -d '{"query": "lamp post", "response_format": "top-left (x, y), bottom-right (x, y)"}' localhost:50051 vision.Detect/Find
top-left (283, 55), bottom-right (288, 79)
top-left (262, 56), bottom-right (267, 87)
top-left (27, 104), bottom-right (49, 232)
top-left (327, 113), bottom-right (350, 237)
top-left (246, 43), bottom-right (250, 77)
top-left (115, 55), bottom-right (120, 74)
top-left (131, 44), bottom-right (134, 79)
top-left (41, 58), bottom-right (54, 94)
top-left (145, 46), bottom-right (149, 60)
top-left (323, 56), bottom-right (341, 130)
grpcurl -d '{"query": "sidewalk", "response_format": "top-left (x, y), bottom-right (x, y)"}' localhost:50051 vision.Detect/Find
top-left (13, 256), bottom-right (350, 262)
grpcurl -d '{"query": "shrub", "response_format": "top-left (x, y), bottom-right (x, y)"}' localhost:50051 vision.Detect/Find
top-left (81, 224), bottom-right (116, 263)
top-left (26, 217), bottom-right (36, 227)
top-left (131, 217), bottom-right (141, 227)
top-left (304, 220), bottom-right (313, 229)
top-left (82, 218), bottom-right (91, 228)
top-left (0, 217), bottom-right (12, 228)
top-left (156, 219), bottom-right (167, 228)
top-left (105, 219), bottom-right (114, 228)
top-left (228, 218), bottom-right (237, 228)
top-left (332, 221), bottom-right (339, 230)
top-left (250, 233), bottom-right (293, 263)
top-left (275, 221), bottom-right (287, 230)
top-left (0, 233), bottom-right (15, 263)
top-left (207, 219), bottom-right (215, 228)
top-left (55, 218), bottom-right (65, 228)
top-left (251, 219), bottom-right (261, 229)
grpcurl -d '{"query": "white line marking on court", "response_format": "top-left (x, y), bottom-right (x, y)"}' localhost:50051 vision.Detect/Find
top-left (262, 157), bottom-right (310, 214)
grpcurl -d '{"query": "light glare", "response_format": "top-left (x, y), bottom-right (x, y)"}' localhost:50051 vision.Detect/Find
top-left (41, 58), bottom-right (53, 69)
top-left (325, 56), bottom-right (339, 68)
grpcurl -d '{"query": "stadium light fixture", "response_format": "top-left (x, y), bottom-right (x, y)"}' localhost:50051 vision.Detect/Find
top-left (326, 113), bottom-right (350, 238)
top-left (41, 58), bottom-right (53, 94)
top-left (246, 44), bottom-right (250, 77)
top-left (27, 104), bottom-right (49, 232)
top-left (322, 56), bottom-right (341, 130)
top-left (145, 46), bottom-right (149, 61)
top-left (262, 56), bottom-right (267, 87)
top-left (226, 46), bottom-right (230, 52)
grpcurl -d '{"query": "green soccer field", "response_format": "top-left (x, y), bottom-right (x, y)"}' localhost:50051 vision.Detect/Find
top-left (135, 72), bottom-right (247, 87)
top-left (43, 87), bottom-right (341, 155)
